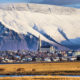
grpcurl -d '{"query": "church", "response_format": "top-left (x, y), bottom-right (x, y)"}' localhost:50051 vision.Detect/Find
top-left (37, 36), bottom-right (55, 53)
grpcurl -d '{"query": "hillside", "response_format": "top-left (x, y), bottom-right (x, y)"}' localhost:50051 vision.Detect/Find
top-left (0, 3), bottom-right (80, 50)
top-left (0, 0), bottom-right (80, 8)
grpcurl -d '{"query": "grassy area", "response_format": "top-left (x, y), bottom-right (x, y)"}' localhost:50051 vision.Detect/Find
top-left (0, 76), bottom-right (80, 80)
top-left (0, 62), bottom-right (80, 75)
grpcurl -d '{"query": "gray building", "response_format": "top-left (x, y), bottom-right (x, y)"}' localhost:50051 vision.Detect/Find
top-left (37, 36), bottom-right (55, 53)
top-left (40, 45), bottom-right (55, 53)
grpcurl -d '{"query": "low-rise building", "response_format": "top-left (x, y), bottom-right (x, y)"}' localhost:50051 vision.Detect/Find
top-left (44, 57), bottom-right (51, 62)
top-left (74, 51), bottom-right (80, 57)
top-left (40, 45), bottom-right (55, 53)
top-left (35, 57), bottom-right (42, 62)
top-left (53, 57), bottom-right (59, 62)
top-left (68, 56), bottom-right (77, 61)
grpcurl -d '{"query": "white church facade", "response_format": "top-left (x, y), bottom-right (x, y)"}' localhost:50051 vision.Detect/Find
top-left (37, 36), bottom-right (56, 53)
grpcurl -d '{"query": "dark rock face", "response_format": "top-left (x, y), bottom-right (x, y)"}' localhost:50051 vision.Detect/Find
top-left (0, 22), bottom-right (79, 51)
top-left (0, 22), bottom-right (28, 51)
top-left (0, 22), bottom-right (50, 51)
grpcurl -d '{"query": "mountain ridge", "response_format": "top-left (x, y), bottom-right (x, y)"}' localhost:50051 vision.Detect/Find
top-left (0, 3), bottom-right (80, 50)
top-left (0, 3), bottom-right (80, 14)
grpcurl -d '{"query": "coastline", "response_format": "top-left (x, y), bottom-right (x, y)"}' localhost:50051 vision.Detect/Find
top-left (0, 76), bottom-right (80, 80)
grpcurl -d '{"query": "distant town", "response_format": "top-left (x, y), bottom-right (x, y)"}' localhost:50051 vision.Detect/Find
top-left (0, 36), bottom-right (80, 63)
top-left (0, 50), bottom-right (80, 63)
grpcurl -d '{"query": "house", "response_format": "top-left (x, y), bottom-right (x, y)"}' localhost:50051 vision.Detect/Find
top-left (60, 51), bottom-right (67, 57)
top-left (25, 56), bottom-right (32, 62)
top-left (15, 55), bottom-right (21, 60)
top-left (62, 57), bottom-right (67, 61)
top-left (44, 57), bottom-right (51, 62)
top-left (35, 57), bottom-right (42, 62)
top-left (67, 56), bottom-right (77, 61)
top-left (53, 57), bottom-right (59, 62)
top-left (73, 51), bottom-right (80, 60)
top-left (70, 57), bottom-right (77, 61)
top-left (74, 51), bottom-right (80, 57)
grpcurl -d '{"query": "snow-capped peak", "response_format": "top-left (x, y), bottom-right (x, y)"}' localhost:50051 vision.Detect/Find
top-left (0, 3), bottom-right (80, 50)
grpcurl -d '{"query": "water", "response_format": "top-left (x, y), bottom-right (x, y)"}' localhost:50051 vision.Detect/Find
top-left (0, 75), bottom-right (37, 77)
top-left (62, 75), bottom-right (80, 77)
top-left (0, 75), bottom-right (80, 77)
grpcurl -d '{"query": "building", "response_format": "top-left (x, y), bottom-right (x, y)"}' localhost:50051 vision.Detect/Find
top-left (37, 35), bottom-right (42, 52)
top-left (37, 36), bottom-right (55, 53)
top-left (40, 45), bottom-right (55, 53)
top-left (44, 57), bottom-right (51, 62)
top-left (74, 51), bottom-right (80, 61)
top-left (74, 51), bottom-right (80, 57)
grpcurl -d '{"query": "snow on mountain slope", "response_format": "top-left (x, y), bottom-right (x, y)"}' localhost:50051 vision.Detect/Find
top-left (0, 3), bottom-right (80, 50)
top-left (0, 0), bottom-right (80, 8)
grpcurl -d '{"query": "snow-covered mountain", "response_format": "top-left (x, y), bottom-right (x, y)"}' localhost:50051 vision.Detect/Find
top-left (0, 0), bottom-right (80, 8)
top-left (0, 3), bottom-right (80, 51)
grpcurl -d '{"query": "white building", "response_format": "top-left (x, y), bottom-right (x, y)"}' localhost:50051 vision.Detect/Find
top-left (40, 45), bottom-right (55, 53)
top-left (74, 51), bottom-right (80, 57)
top-left (37, 36), bottom-right (56, 53)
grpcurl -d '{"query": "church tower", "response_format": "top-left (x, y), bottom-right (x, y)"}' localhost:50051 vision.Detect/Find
top-left (38, 35), bottom-right (41, 52)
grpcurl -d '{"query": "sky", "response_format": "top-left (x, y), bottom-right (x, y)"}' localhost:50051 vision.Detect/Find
top-left (0, 0), bottom-right (28, 3)
top-left (0, 0), bottom-right (80, 8)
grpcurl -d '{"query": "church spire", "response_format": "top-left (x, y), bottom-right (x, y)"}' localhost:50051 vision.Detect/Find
top-left (38, 35), bottom-right (41, 52)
